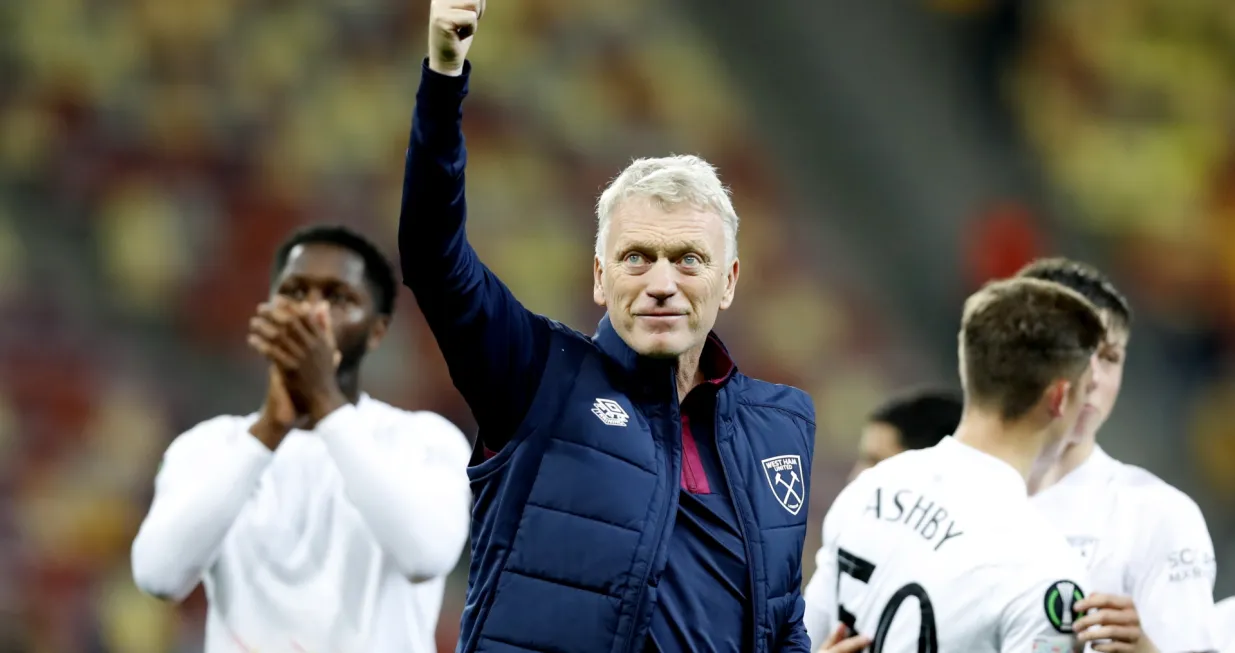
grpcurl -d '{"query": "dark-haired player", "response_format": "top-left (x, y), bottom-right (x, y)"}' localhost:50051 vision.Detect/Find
top-left (1019, 257), bottom-right (1219, 653)
top-left (131, 225), bottom-right (471, 653)
top-left (805, 277), bottom-right (1105, 652)
top-left (849, 389), bottom-right (962, 482)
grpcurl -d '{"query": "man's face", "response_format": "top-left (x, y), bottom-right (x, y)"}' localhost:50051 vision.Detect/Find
top-left (849, 421), bottom-right (904, 482)
top-left (593, 198), bottom-right (738, 359)
top-left (1069, 315), bottom-right (1128, 444)
top-left (271, 243), bottom-right (387, 369)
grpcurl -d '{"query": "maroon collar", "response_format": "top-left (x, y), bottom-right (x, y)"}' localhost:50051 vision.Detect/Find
top-left (701, 333), bottom-right (737, 386)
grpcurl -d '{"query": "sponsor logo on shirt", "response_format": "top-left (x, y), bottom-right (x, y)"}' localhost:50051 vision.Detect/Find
top-left (1043, 579), bottom-right (1085, 633)
top-left (1166, 547), bottom-right (1217, 583)
top-left (761, 455), bottom-right (804, 515)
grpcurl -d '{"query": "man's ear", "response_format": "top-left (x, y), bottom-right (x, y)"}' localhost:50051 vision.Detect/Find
top-left (593, 256), bottom-right (606, 308)
top-left (719, 257), bottom-right (740, 311)
top-left (367, 316), bottom-right (390, 351)
top-left (1045, 379), bottom-right (1070, 419)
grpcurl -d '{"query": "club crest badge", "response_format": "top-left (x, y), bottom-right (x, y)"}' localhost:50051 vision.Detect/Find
top-left (762, 455), bottom-right (804, 515)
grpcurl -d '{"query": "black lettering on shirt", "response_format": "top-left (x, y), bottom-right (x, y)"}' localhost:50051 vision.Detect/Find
top-left (865, 487), bottom-right (965, 552)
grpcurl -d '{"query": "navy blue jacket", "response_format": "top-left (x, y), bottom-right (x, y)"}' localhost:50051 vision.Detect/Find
top-left (400, 61), bottom-right (815, 653)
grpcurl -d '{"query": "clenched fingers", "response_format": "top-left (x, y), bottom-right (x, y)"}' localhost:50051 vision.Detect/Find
top-left (821, 625), bottom-right (871, 653)
top-left (1074, 607), bottom-right (1140, 632)
top-left (248, 334), bottom-right (298, 370)
top-left (1091, 642), bottom-right (1136, 653)
top-left (1077, 624), bottom-right (1141, 644)
top-left (1075, 593), bottom-right (1135, 613)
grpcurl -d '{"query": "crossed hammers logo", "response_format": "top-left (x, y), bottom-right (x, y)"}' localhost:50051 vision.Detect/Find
top-left (775, 470), bottom-right (802, 507)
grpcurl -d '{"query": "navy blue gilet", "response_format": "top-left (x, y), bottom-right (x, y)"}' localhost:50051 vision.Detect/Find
top-left (458, 317), bottom-right (815, 653)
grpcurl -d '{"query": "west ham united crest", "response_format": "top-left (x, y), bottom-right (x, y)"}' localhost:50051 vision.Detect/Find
top-left (762, 455), bottom-right (804, 515)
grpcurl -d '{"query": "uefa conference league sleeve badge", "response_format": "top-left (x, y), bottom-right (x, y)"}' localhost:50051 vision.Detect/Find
top-left (1043, 580), bottom-right (1085, 633)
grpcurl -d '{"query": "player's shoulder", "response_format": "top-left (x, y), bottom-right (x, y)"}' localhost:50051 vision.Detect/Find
top-left (730, 374), bottom-right (816, 425)
top-left (1115, 461), bottom-right (1198, 504)
top-left (866, 445), bottom-right (938, 479)
top-left (1217, 596), bottom-right (1235, 621)
top-left (362, 398), bottom-right (471, 456)
top-left (160, 413), bottom-right (258, 460)
top-left (840, 449), bottom-right (933, 502)
top-left (828, 449), bottom-right (942, 523)
top-left (365, 396), bottom-right (452, 428)
top-left (175, 413), bottom-right (253, 443)
top-left (1110, 458), bottom-right (1208, 527)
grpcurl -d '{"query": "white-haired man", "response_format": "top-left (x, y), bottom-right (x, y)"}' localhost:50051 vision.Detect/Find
top-left (396, 2), bottom-right (816, 652)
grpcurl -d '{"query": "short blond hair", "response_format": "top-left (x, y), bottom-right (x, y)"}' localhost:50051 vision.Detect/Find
top-left (594, 155), bottom-right (738, 264)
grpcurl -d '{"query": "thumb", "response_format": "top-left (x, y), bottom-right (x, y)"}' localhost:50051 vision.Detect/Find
top-left (824, 625), bottom-right (847, 647)
top-left (314, 304), bottom-right (342, 368)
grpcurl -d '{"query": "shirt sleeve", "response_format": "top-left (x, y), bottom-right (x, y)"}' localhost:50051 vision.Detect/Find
top-left (399, 60), bottom-right (551, 451)
top-left (803, 523), bottom-right (839, 649)
top-left (1214, 597), bottom-right (1235, 652)
top-left (803, 480), bottom-right (863, 650)
top-left (999, 562), bottom-right (1088, 653)
top-left (317, 404), bottom-right (472, 582)
top-left (1129, 491), bottom-right (1219, 652)
top-left (130, 416), bottom-right (272, 602)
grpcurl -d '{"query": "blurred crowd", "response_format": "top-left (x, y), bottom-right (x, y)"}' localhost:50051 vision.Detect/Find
top-left (4, 0), bottom-right (1234, 649)
top-left (1011, 0), bottom-right (1235, 501)
top-left (0, 0), bottom-right (901, 650)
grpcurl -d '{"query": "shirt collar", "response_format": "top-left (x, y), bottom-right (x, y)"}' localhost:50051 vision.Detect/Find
top-left (934, 436), bottom-right (1029, 497)
top-left (592, 314), bottom-right (738, 388)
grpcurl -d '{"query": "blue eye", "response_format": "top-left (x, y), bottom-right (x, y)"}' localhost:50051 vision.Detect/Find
top-left (625, 253), bottom-right (645, 265)
top-left (681, 254), bottom-right (701, 267)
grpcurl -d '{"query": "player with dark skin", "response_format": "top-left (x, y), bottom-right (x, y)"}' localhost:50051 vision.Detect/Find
top-left (246, 231), bottom-right (391, 449)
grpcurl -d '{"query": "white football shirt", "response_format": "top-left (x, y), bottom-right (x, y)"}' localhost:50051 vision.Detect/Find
top-left (1215, 596), bottom-right (1234, 652)
top-left (804, 438), bottom-right (1090, 652)
top-left (131, 395), bottom-right (472, 653)
top-left (1032, 445), bottom-right (1219, 652)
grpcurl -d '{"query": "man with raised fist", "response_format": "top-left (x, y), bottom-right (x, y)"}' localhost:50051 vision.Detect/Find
top-left (399, 1), bottom-right (816, 652)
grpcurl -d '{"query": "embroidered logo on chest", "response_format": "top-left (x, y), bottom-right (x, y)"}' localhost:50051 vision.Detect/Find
top-left (591, 398), bottom-right (629, 427)
top-left (761, 455), bottom-right (804, 515)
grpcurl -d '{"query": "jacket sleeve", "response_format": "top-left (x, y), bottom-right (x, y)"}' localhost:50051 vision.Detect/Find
top-left (399, 60), bottom-right (550, 451)
top-left (778, 589), bottom-right (813, 652)
top-left (130, 417), bottom-right (272, 602)
top-left (778, 397), bottom-right (816, 652)
top-left (317, 405), bottom-right (472, 581)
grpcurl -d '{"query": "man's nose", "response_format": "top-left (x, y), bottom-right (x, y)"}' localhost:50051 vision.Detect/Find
top-left (643, 260), bottom-right (679, 299)
top-left (298, 288), bottom-right (326, 309)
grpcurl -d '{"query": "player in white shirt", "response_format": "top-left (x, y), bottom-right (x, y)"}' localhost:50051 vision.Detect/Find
top-left (1019, 258), bottom-right (1220, 653)
top-left (1214, 597), bottom-right (1234, 652)
top-left (804, 277), bottom-right (1107, 652)
top-left (131, 226), bottom-right (472, 653)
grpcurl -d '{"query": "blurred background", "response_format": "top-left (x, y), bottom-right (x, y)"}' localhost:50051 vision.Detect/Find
top-left (1, 0), bottom-right (1233, 649)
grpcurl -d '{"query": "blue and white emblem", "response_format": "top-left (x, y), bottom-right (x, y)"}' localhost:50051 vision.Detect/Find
top-left (761, 455), bottom-right (804, 515)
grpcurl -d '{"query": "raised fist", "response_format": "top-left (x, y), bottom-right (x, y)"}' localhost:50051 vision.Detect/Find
top-left (428, 0), bottom-right (484, 77)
